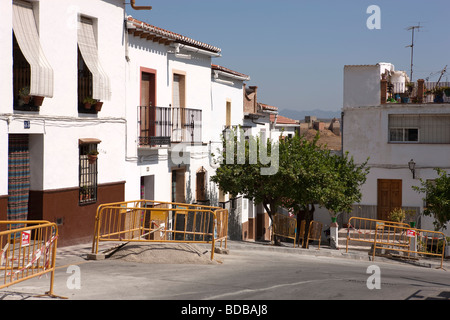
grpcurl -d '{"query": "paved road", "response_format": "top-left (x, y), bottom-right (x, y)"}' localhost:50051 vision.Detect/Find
top-left (3, 244), bottom-right (449, 303)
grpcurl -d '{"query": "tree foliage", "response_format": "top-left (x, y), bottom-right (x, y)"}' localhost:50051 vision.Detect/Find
top-left (412, 168), bottom-right (450, 230)
top-left (210, 128), bottom-right (369, 246)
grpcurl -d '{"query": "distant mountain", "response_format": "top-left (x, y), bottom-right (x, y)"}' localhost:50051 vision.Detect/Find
top-left (279, 109), bottom-right (341, 122)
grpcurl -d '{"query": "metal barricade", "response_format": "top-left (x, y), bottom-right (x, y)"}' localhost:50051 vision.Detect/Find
top-left (272, 214), bottom-right (297, 247)
top-left (0, 220), bottom-right (64, 298)
top-left (373, 224), bottom-right (446, 269)
top-left (298, 220), bottom-right (323, 249)
top-left (346, 217), bottom-right (410, 253)
top-left (91, 200), bottom-right (228, 260)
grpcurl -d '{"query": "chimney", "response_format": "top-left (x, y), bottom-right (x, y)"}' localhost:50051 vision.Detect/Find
top-left (417, 79), bottom-right (425, 103)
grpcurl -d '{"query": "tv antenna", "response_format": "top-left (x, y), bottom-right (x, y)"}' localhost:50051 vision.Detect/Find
top-left (405, 24), bottom-right (423, 82)
top-left (436, 65), bottom-right (448, 86)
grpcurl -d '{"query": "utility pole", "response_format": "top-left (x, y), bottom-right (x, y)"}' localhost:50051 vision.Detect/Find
top-left (406, 24), bottom-right (422, 82)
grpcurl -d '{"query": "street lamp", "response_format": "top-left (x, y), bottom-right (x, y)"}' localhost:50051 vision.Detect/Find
top-left (408, 159), bottom-right (416, 179)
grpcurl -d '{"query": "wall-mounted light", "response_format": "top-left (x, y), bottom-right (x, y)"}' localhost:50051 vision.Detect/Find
top-left (408, 159), bottom-right (416, 179)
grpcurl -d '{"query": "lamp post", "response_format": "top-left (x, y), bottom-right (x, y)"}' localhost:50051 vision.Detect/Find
top-left (408, 159), bottom-right (416, 179)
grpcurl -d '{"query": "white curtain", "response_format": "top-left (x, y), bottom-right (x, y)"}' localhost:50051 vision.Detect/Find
top-left (77, 17), bottom-right (111, 101)
top-left (12, 0), bottom-right (54, 98)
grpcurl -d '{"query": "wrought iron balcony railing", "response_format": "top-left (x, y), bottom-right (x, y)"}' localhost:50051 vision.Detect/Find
top-left (138, 106), bottom-right (202, 147)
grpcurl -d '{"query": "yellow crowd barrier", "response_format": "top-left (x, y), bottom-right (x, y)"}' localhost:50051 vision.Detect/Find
top-left (272, 214), bottom-right (297, 247)
top-left (0, 220), bottom-right (64, 298)
top-left (346, 217), bottom-right (410, 252)
top-left (91, 200), bottom-right (228, 260)
top-left (373, 223), bottom-right (446, 269)
top-left (298, 220), bottom-right (323, 249)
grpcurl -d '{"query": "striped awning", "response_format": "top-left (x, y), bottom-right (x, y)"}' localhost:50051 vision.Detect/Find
top-left (77, 17), bottom-right (111, 101)
top-left (12, 0), bottom-right (54, 98)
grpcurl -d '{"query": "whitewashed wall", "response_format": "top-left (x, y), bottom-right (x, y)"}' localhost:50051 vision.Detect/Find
top-left (343, 65), bottom-right (381, 109)
top-left (1, 0), bottom-right (127, 193)
top-left (343, 102), bottom-right (450, 234)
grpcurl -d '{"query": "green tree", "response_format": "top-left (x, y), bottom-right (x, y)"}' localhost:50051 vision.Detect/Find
top-left (211, 127), bottom-right (284, 223)
top-left (281, 134), bottom-right (369, 246)
top-left (211, 128), bottom-right (369, 247)
top-left (412, 168), bottom-right (450, 230)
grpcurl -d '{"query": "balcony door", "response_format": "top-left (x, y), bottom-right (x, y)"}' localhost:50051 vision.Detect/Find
top-left (140, 69), bottom-right (157, 143)
top-left (172, 73), bottom-right (186, 142)
top-left (377, 179), bottom-right (402, 221)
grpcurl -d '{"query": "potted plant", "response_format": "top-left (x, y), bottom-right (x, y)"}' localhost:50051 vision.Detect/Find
top-left (19, 86), bottom-right (31, 104)
top-left (388, 208), bottom-right (406, 223)
top-left (433, 88), bottom-right (444, 103)
top-left (83, 97), bottom-right (97, 109)
top-left (80, 186), bottom-right (89, 201)
top-left (442, 87), bottom-right (450, 97)
top-left (424, 89), bottom-right (434, 103)
top-left (87, 149), bottom-right (99, 164)
top-left (94, 100), bottom-right (103, 112)
top-left (33, 96), bottom-right (45, 107)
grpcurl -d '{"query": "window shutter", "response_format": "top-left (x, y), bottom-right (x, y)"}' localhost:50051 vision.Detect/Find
top-left (77, 17), bottom-right (111, 101)
top-left (12, 0), bottom-right (54, 98)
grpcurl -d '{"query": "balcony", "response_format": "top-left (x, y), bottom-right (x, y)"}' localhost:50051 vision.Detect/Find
top-left (138, 106), bottom-right (202, 147)
top-left (382, 79), bottom-right (450, 104)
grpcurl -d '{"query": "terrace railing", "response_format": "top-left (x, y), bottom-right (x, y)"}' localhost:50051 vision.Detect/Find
top-left (138, 106), bottom-right (203, 147)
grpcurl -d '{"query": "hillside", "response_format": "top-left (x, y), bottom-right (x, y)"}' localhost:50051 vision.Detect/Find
top-left (303, 128), bottom-right (342, 151)
top-left (279, 108), bottom-right (341, 122)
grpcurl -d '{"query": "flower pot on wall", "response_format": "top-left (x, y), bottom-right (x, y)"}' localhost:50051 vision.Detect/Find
top-left (95, 101), bottom-right (103, 112)
top-left (88, 154), bottom-right (97, 164)
top-left (33, 96), bottom-right (45, 107)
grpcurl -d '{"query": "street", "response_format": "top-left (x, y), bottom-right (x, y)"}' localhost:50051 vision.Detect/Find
top-left (3, 245), bottom-right (449, 302)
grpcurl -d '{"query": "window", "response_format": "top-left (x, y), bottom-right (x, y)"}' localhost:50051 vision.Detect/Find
top-left (226, 101), bottom-right (231, 128)
top-left (79, 140), bottom-right (100, 205)
top-left (12, 0), bottom-right (54, 110)
top-left (196, 168), bottom-right (207, 203)
top-left (389, 128), bottom-right (419, 142)
top-left (77, 16), bottom-right (110, 112)
top-left (172, 73), bottom-right (186, 142)
top-left (389, 114), bottom-right (450, 144)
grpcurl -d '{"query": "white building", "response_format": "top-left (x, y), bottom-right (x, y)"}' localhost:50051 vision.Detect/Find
top-left (342, 62), bottom-right (450, 234)
top-left (124, 17), bottom-right (252, 211)
top-left (0, 0), bottom-right (287, 246)
top-left (1, 0), bottom-right (128, 246)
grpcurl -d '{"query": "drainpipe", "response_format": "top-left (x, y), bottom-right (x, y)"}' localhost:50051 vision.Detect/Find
top-left (130, 0), bottom-right (152, 10)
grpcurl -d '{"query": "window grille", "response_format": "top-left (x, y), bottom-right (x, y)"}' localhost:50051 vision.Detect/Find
top-left (79, 143), bottom-right (98, 205)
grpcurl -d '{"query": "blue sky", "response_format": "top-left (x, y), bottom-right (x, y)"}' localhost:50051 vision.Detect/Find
top-left (127, 0), bottom-right (450, 113)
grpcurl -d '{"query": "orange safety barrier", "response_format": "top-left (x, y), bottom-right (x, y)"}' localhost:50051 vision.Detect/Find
top-left (272, 214), bottom-right (297, 247)
top-left (373, 223), bottom-right (446, 269)
top-left (0, 220), bottom-right (64, 298)
top-left (298, 220), bottom-right (323, 249)
top-left (91, 200), bottom-right (228, 260)
top-left (346, 217), bottom-right (410, 252)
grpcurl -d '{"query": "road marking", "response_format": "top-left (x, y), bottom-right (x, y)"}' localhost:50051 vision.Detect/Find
top-left (205, 278), bottom-right (343, 300)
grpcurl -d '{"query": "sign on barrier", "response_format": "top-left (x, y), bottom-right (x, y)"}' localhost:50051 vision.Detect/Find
top-left (21, 230), bottom-right (31, 247)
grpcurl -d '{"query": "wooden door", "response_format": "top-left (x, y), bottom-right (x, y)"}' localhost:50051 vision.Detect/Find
top-left (377, 179), bottom-right (402, 221)
top-left (140, 72), bottom-right (156, 140)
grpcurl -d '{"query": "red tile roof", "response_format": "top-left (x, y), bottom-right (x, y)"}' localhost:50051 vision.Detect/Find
top-left (259, 103), bottom-right (278, 112)
top-left (270, 114), bottom-right (298, 125)
top-left (211, 64), bottom-right (250, 80)
top-left (127, 16), bottom-right (221, 54)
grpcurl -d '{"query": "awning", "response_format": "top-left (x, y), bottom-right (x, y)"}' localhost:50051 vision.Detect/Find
top-left (12, 0), bottom-right (54, 98)
top-left (77, 17), bottom-right (111, 101)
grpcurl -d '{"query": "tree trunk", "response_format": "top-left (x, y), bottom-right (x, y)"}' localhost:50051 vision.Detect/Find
top-left (263, 201), bottom-right (281, 245)
top-left (297, 204), bottom-right (315, 248)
